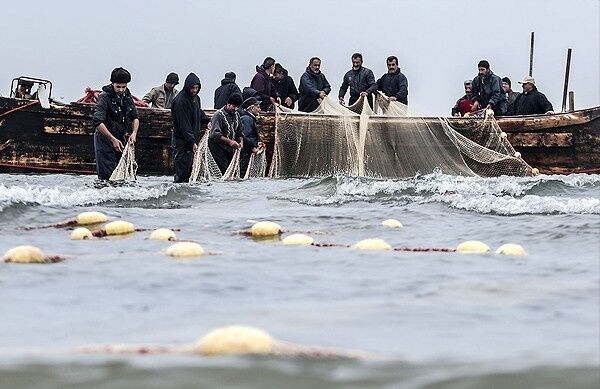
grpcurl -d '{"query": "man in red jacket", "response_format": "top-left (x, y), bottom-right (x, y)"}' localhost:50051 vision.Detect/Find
top-left (451, 80), bottom-right (476, 117)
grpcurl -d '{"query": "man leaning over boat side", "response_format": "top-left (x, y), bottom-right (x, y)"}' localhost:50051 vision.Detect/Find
top-left (171, 73), bottom-right (210, 183)
top-left (502, 77), bottom-right (520, 116)
top-left (376, 55), bottom-right (408, 105)
top-left (471, 60), bottom-right (507, 116)
top-left (451, 80), bottom-right (476, 117)
top-left (298, 57), bottom-right (331, 113)
top-left (142, 72), bottom-right (180, 109)
top-left (513, 76), bottom-right (554, 116)
top-left (92, 67), bottom-right (139, 180)
top-left (239, 97), bottom-right (264, 174)
top-left (208, 93), bottom-right (244, 174)
top-left (339, 53), bottom-right (377, 108)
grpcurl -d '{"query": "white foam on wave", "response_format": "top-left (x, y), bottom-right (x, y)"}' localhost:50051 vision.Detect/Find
top-left (0, 183), bottom-right (173, 211)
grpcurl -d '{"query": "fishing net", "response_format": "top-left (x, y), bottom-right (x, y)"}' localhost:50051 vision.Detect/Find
top-left (189, 133), bottom-right (222, 182)
top-left (244, 145), bottom-right (268, 179)
top-left (109, 142), bottom-right (138, 181)
top-left (270, 95), bottom-right (532, 179)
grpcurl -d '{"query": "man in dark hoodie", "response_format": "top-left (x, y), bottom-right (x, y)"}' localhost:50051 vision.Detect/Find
top-left (338, 53), bottom-right (377, 107)
top-left (273, 64), bottom-right (299, 110)
top-left (298, 57), bottom-right (331, 112)
top-left (208, 93), bottom-right (244, 174)
top-left (471, 60), bottom-right (507, 116)
top-left (239, 97), bottom-right (264, 174)
top-left (214, 72), bottom-right (241, 109)
top-left (250, 57), bottom-right (280, 111)
top-left (376, 56), bottom-right (408, 105)
top-left (93, 67), bottom-right (139, 180)
top-left (170, 72), bottom-right (210, 183)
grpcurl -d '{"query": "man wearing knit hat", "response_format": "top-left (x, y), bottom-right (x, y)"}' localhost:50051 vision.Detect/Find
top-left (92, 67), bottom-right (139, 180)
top-left (142, 72), bottom-right (180, 109)
top-left (502, 77), bottom-right (520, 115)
top-left (208, 93), bottom-right (244, 174)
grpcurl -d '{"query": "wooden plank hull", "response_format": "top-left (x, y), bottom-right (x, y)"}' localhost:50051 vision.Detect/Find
top-left (1, 96), bottom-right (598, 176)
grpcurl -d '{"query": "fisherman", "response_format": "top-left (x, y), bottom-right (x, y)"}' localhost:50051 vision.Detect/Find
top-left (471, 60), bottom-right (507, 116)
top-left (451, 80), bottom-right (476, 116)
top-left (214, 72), bottom-right (241, 109)
top-left (239, 97), bottom-right (264, 174)
top-left (142, 72), bottom-right (179, 109)
top-left (14, 80), bottom-right (35, 99)
top-left (242, 87), bottom-right (261, 102)
top-left (513, 76), bottom-right (554, 115)
top-left (338, 53), bottom-right (377, 107)
top-left (170, 73), bottom-right (210, 183)
top-left (208, 93), bottom-right (244, 174)
top-left (273, 64), bottom-right (299, 110)
top-left (250, 57), bottom-right (280, 111)
top-left (376, 56), bottom-right (408, 105)
top-left (92, 67), bottom-right (139, 180)
top-left (298, 57), bottom-right (331, 112)
top-left (502, 77), bottom-right (520, 115)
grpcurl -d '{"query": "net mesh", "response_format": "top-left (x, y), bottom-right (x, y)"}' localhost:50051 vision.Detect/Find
top-left (109, 142), bottom-right (138, 181)
top-left (244, 145), bottom-right (268, 179)
top-left (270, 95), bottom-right (532, 179)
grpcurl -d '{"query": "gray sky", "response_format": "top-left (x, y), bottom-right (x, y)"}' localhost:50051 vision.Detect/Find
top-left (2, 0), bottom-right (598, 115)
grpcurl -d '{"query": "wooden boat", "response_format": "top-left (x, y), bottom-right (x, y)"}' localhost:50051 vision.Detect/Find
top-left (1, 93), bottom-right (598, 176)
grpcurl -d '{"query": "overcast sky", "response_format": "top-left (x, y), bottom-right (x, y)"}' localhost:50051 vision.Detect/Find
top-left (2, 0), bottom-right (598, 115)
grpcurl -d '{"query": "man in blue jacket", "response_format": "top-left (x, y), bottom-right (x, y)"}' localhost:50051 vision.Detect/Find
top-left (471, 60), bottom-right (507, 116)
top-left (376, 56), bottom-right (408, 105)
top-left (93, 67), bottom-right (139, 180)
top-left (298, 57), bottom-right (331, 112)
top-left (338, 53), bottom-right (377, 107)
top-left (239, 97), bottom-right (264, 174)
top-left (170, 73), bottom-right (210, 183)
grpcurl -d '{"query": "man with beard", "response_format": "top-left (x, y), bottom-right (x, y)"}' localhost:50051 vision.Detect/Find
top-left (338, 53), bottom-right (377, 107)
top-left (208, 93), bottom-right (244, 174)
top-left (239, 97), bottom-right (264, 174)
top-left (298, 57), bottom-right (331, 112)
top-left (471, 60), bottom-right (507, 116)
top-left (376, 56), bottom-right (408, 105)
top-left (142, 72), bottom-right (179, 109)
top-left (93, 67), bottom-right (139, 180)
top-left (502, 77), bottom-right (520, 115)
top-left (251, 57), bottom-right (280, 111)
top-left (170, 73), bottom-right (210, 183)
top-left (214, 72), bottom-right (241, 109)
top-left (273, 63), bottom-right (299, 110)
top-left (451, 80), bottom-right (476, 116)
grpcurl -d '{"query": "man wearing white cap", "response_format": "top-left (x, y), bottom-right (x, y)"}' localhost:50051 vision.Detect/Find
top-left (513, 76), bottom-right (554, 115)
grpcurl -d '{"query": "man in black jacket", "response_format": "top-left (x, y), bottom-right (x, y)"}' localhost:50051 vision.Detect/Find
top-left (239, 97), bottom-right (264, 174)
top-left (273, 64), bottom-right (299, 110)
top-left (171, 73), bottom-right (210, 183)
top-left (298, 57), bottom-right (331, 112)
top-left (208, 93), bottom-right (244, 174)
top-left (93, 67), bottom-right (139, 180)
top-left (338, 53), bottom-right (377, 107)
top-left (250, 57), bottom-right (280, 111)
top-left (502, 77), bottom-right (520, 115)
top-left (214, 72), bottom-right (241, 109)
top-left (471, 60), bottom-right (507, 116)
top-left (514, 76), bottom-right (554, 115)
top-left (376, 56), bottom-right (408, 105)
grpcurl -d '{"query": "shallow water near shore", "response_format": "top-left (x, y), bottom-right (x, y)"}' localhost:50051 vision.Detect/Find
top-left (0, 173), bottom-right (598, 388)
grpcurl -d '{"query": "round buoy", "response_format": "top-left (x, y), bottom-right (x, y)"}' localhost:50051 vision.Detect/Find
top-left (496, 243), bottom-right (527, 257)
top-left (381, 219), bottom-right (403, 228)
top-left (531, 167), bottom-right (540, 176)
top-left (353, 238), bottom-right (392, 251)
top-left (514, 152), bottom-right (522, 159)
top-left (456, 240), bottom-right (490, 254)
top-left (485, 108), bottom-right (495, 116)
top-left (70, 227), bottom-right (92, 240)
top-left (150, 228), bottom-right (176, 241)
top-left (76, 211), bottom-right (108, 225)
top-left (251, 221), bottom-right (282, 237)
top-left (195, 325), bottom-right (275, 356)
top-left (165, 242), bottom-right (204, 257)
top-left (104, 220), bottom-right (135, 236)
top-left (282, 234), bottom-right (314, 246)
top-left (3, 245), bottom-right (45, 264)
top-left (500, 131), bottom-right (507, 139)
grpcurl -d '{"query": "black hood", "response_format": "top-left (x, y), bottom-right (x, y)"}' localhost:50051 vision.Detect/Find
top-left (221, 78), bottom-right (235, 86)
top-left (183, 73), bottom-right (201, 95)
top-left (305, 66), bottom-right (320, 77)
top-left (242, 87), bottom-right (260, 101)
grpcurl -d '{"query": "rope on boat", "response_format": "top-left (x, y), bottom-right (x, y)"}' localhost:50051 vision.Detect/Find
top-left (0, 100), bottom-right (39, 119)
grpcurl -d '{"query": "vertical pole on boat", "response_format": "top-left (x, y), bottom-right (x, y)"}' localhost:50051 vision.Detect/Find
top-left (568, 91), bottom-right (575, 112)
top-left (529, 32), bottom-right (535, 76)
top-left (561, 48), bottom-right (572, 112)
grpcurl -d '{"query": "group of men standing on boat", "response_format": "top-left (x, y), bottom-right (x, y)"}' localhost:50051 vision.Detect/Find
top-left (451, 60), bottom-right (554, 117)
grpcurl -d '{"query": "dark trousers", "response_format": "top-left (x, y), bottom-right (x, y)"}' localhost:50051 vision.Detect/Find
top-left (173, 144), bottom-right (193, 183)
top-left (94, 131), bottom-right (123, 180)
top-left (348, 94), bottom-right (374, 108)
top-left (208, 138), bottom-right (234, 175)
